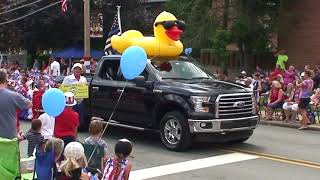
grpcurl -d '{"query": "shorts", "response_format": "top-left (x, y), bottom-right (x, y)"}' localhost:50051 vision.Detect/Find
top-left (283, 102), bottom-right (298, 111)
top-left (266, 102), bottom-right (284, 109)
top-left (298, 98), bottom-right (311, 109)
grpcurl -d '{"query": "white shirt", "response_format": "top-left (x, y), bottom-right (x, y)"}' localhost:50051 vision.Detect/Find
top-left (62, 74), bottom-right (87, 85)
top-left (50, 61), bottom-right (60, 76)
top-left (38, 113), bottom-right (55, 139)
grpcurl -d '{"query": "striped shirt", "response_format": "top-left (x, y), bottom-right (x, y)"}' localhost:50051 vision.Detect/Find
top-left (102, 158), bottom-right (129, 180)
top-left (23, 130), bottom-right (44, 157)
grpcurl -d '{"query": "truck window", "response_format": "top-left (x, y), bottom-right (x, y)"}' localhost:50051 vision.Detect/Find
top-left (99, 59), bottom-right (120, 80)
top-left (116, 69), bottom-right (150, 82)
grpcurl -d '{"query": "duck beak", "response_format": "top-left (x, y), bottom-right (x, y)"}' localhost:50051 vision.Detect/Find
top-left (165, 26), bottom-right (183, 41)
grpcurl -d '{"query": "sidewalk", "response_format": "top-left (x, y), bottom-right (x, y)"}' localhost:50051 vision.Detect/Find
top-left (259, 119), bottom-right (320, 131)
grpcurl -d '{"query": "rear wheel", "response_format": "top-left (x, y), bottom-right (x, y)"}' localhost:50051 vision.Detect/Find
top-left (160, 111), bottom-right (192, 151)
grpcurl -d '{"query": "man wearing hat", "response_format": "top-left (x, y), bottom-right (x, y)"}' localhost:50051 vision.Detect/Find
top-left (54, 92), bottom-right (79, 146)
top-left (62, 63), bottom-right (87, 84)
top-left (62, 63), bottom-right (87, 128)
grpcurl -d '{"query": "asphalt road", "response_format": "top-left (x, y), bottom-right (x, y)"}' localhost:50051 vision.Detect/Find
top-left (19, 122), bottom-right (320, 180)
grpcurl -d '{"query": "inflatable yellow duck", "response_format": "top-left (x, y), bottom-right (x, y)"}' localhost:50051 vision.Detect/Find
top-left (111, 11), bottom-right (185, 57)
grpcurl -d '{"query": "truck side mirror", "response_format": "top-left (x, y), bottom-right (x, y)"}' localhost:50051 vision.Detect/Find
top-left (132, 76), bottom-right (146, 87)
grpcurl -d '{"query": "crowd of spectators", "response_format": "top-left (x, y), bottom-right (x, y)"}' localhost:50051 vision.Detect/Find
top-left (0, 57), bottom-right (132, 179)
top-left (233, 64), bottom-right (320, 130)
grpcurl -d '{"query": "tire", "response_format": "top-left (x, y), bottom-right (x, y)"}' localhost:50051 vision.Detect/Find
top-left (160, 111), bottom-right (192, 151)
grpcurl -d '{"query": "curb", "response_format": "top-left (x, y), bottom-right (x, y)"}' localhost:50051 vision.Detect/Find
top-left (259, 120), bottom-right (320, 131)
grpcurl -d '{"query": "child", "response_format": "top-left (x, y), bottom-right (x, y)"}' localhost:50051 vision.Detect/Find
top-left (58, 142), bottom-right (88, 180)
top-left (38, 112), bottom-right (55, 140)
top-left (57, 142), bottom-right (98, 180)
top-left (84, 119), bottom-right (108, 154)
top-left (102, 139), bottom-right (133, 180)
top-left (84, 119), bottom-right (108, 172)
top-left (18, 119), bottom-right (45, 157)
top-left (311, 88), bottom-right (320, 107)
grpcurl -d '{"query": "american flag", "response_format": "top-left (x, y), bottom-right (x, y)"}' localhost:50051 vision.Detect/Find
top-left (61, 0), bottom-right (68, 13)
top-left (104, 12), bottom-right (122, 55)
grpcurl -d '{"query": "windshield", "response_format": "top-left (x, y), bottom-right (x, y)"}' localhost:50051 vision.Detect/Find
top-left (150, 57), bottom-right (214, 80)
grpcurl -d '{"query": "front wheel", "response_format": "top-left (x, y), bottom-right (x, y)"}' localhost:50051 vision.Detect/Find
top-left (160, 111), bottom-right (192, 151)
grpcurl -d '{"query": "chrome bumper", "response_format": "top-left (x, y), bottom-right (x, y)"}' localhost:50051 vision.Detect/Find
top-left (188, 116), bottom-right (259, 133)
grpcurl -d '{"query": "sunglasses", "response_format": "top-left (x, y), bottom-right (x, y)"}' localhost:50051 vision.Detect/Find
top-left (155, 20), bottom-right (186, 31)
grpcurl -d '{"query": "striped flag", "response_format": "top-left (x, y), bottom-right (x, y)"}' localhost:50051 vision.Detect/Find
top-left (104, 6), bottom-right (122, 55)
top-left (61, 0), bottom-right (68, 13)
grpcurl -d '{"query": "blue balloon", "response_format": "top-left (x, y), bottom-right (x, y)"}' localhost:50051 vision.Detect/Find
top-left (120, 46), bottom-right (147, 80)
top-left (185, 48), bottom-right (192, 55)
top-left (42, 88), bottom-right (65, 117)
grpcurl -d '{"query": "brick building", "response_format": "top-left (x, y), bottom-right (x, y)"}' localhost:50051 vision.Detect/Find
top-left (279, 0), bottom-right (320, 69)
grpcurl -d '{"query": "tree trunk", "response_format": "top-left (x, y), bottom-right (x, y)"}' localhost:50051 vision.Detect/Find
top-left (239, 43), bottom-right (246, 70)
top-left (223, 0), bottom-right (230, 30)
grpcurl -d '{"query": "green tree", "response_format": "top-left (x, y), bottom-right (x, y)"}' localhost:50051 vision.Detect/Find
top-left (164, 0), bottom-right (215, 57)
top-left (210, 29), bottom-right (232, 71)
top-left (230, 0), bottom-right (293, 69)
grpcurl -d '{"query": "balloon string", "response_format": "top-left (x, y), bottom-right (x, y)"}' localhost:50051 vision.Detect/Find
top-left (87, 81), bottom-right (127, 166)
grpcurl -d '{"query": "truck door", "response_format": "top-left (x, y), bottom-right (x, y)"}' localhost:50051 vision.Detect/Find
top-left (114, 68), bottom-right (154, 127)
top-left (90, 59), bottom-right (123, 121)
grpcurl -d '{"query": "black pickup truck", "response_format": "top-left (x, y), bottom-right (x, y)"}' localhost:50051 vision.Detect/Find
top-left (77, 55), bottom-right (259, 151)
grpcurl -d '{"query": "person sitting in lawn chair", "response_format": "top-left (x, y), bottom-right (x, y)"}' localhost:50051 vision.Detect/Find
top-left (310, 88), bottom-right (320, 108)
top-left (57, 142), bottom-right (99, 180)
top-left (31, 137), bottom-right (64, 180)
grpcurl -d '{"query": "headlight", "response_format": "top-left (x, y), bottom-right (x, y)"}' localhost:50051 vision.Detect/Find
top-left (190, 96), bottom-right (210, 113)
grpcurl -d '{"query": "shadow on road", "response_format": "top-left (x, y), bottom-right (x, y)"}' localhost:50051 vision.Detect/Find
top-left (99, 126), bottom-right (262, 154)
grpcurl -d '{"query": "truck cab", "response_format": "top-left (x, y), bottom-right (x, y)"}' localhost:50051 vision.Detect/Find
top-left (84, 55), bottom-right (259, 151)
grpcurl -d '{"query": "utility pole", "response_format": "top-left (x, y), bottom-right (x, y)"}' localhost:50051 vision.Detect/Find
top-left (84, 0), bottom-right (90, 73)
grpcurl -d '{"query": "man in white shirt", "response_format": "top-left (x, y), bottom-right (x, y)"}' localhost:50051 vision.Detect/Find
top-left (38, 113), bottom-right (55, 140)
top-left (62, 63), bottom-right (87, 129)
top-left (62, 63), bottom-right (87, 84)
top-left (50, 59), bottom-right (61, 76)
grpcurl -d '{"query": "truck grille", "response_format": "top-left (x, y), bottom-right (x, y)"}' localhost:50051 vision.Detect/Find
top-left (220, 119), bottom-right (258, 129)
top-left (216, 93), bottom-right (254, 119)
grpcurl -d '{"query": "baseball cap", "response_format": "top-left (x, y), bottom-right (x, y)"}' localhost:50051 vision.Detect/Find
top-left (72, 63), bottom-right (83, 70)
top-left (241, 71), bottom-right (246, 74)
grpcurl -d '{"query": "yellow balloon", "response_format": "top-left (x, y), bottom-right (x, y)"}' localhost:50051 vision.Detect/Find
top-left (111, 11), bottom-right (184, 58)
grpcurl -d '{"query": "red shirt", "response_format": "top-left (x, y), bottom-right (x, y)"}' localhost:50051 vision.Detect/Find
top-left (32, 90), bottom-right (45, 119)
top-left (270, 88), bottom-right (283, 103)
top-left (270, 68), bottom-right (283, 80)
top-left (54, 108), bottom-right (79, 138)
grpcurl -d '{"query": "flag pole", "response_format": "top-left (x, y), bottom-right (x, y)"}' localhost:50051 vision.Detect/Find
top-left (84, 0), bottom-right (91, 73)
top-left (117, 6), bottom-right (122, 34)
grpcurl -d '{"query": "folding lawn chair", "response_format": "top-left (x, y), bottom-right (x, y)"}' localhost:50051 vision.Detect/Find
top-left (0, 137), bottom-right (21, 180)
top-left (33, 146), bottom-right (55, 180)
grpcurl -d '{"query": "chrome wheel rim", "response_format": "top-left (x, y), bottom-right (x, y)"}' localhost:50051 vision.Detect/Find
top-left (164, 118), bottom-right (182, 145)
